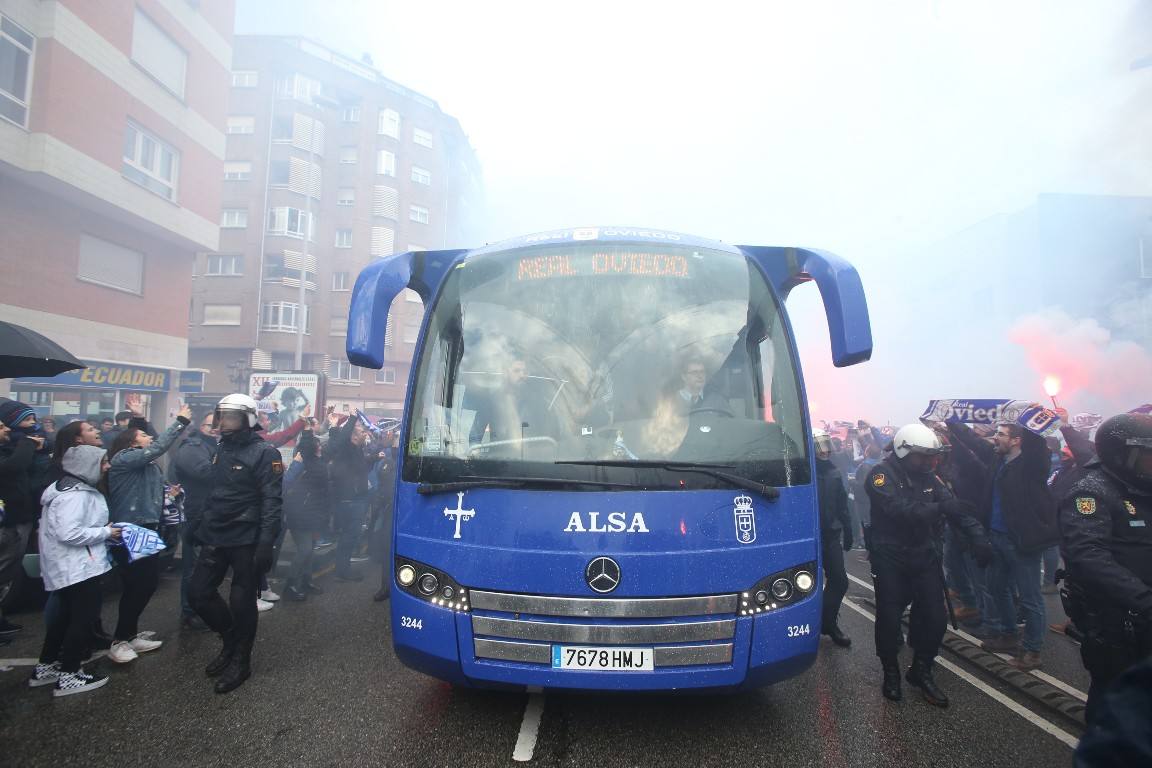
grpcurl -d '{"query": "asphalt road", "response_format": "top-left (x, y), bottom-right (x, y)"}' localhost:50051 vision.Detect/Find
top-left (0, 558), bottom-right (1084, 768)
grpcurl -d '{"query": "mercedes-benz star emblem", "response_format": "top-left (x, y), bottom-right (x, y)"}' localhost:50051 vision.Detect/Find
top-left (585, 557), bottom-right (621, 594)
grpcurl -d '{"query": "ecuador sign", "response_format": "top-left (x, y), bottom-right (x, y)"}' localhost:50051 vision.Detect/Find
top-left (13, 362), bottom-right (171, 392)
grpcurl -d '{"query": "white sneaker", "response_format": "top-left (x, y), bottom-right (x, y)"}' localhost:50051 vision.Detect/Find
top-left (128, 633), bottom-right (163, 653)
top-left (260, 589), bottom-right (280, 602)
top-left (108, 641), bottom-right (139, 663)
top-left (256, 598), bottom-right (275, 612)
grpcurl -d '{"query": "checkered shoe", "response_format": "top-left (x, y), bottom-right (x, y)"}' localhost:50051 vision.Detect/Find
top-left (28, 662), bottom-right (61, 688)
top-left (53, 668), bottom-right (109, 697)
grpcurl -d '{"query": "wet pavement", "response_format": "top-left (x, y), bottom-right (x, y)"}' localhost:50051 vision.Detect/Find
top-left (0, 558), bottom-right (1083, 768)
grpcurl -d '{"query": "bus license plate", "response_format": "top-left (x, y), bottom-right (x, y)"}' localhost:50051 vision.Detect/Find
top-left (551, 645), bottom-right (654, 671)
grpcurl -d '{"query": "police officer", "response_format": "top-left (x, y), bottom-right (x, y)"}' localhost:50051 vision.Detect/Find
top-left (814, 430), bottom-right (853, 648)
top-left (1058, 413), bottom-right (1152, 724)
top-left (866, 423), bottom-right (992, 706)
top-left (188, 394), bottom-right (283, 694)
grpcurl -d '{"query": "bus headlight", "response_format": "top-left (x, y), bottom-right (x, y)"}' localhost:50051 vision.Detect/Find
top-left (397, 564), bottom-right (417, 587)
top-left (741, 562), bottom-right (818, 616)
top-left (394, 556), bottom-right (470, 613)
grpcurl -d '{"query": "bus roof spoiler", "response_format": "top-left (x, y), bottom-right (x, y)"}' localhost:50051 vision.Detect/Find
top-left (347, 249), bottom-right (467, 369)
top-left (737, 246), bottom-right (873, 368)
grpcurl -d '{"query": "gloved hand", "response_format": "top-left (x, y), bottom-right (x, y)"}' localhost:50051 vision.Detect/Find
top-left (842, 530), bottom-right (854, 552)
top-left (253, 541), bottom-right (275, 575)
top-left (971, 539), bottom-right (994, 568)
top-left (941, 499), bottom-right (977, 519)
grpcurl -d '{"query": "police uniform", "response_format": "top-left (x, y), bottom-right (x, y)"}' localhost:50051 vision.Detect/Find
top-left (865, 451), bottom-right (990, 705)
top-left (188, 405), bottom-right (283, 694)
top-left (1059, 463), bottom-right (1152, 721)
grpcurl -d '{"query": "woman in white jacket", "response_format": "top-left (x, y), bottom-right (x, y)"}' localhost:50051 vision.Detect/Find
top-left (29, 444), bottom-right (122, 696)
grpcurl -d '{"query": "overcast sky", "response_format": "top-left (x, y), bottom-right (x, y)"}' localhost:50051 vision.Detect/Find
top-left (236, 0), bottom-right (1150, 424)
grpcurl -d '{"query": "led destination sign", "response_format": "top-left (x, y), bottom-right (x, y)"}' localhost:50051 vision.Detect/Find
top-left (515, 250), bottom-right (692, 281)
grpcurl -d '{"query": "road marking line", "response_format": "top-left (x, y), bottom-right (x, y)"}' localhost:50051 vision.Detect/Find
top-left (847, 572), bottom-right (1088, 701)
top-left (841, 598), bottom-right (1079, 749)
top-left (0, 658), bottom-right (39, 668)
top-left (513, 692), bottom-right (545, 762)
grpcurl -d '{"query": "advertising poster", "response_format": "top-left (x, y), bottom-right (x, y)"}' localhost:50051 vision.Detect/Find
top-left (247, 372), bottom-right (324, 433)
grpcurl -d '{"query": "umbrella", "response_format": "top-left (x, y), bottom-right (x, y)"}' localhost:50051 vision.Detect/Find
top-left (0, 320), bottom-right (86, 378)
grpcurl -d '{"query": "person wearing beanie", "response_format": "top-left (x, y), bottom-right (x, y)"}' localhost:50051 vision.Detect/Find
top-left (0, 402), bottom-right (47, 640)
top-left (30, 444), bottom-right (121, 696)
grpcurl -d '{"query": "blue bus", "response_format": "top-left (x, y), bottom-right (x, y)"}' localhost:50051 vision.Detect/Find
top-left (347, 227), bottom-right (871, 691)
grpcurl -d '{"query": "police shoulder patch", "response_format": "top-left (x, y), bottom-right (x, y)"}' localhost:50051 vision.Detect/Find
top-left (1075, 497), bottom-right (1096, 516)
top-left (1125, 500), bottom-right (1137, 516)
top-left (271, 459), bottom-right (284, 475)
top-left (872, 473), bottom-right (887, 488)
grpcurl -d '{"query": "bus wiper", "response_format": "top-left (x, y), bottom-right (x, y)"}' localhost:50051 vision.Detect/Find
top-left (417, 476), bottom-right (635, 494)
top-left (555, 460), bottom-right (780, 500)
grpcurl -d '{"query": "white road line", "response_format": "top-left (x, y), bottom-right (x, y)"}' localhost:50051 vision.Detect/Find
top-left (841, 598), bottom-right (1079, 750)
top-left (846, 572), bottom-right (1089, 701)
top-left (513, 692), bottom-right (545, 762)
top-left (0, 658), bottom-right (40, 668)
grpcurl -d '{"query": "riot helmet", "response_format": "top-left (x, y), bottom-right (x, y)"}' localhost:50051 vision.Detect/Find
top-left (1095, 414), bottom-right (1152, 493)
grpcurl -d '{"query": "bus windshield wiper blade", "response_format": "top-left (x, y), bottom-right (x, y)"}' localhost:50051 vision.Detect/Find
top-left (417, 476), bottom-right (635, 494)
top-left (555, 460), bottom-right (780, 500)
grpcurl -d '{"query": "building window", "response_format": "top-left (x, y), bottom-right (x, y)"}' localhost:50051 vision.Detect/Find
top-left (0, 14), bottom-right (34, 128)
top-left (339, 145), bottom-right (358, 164)
top-left (271, 116), bottom-right (292, 142)
top-left (332, 271), bottom-right (350, 291)
top-left (342, 105), bottom-right (361, 122)
top-left (335, 229), bottom-right (352, 248)
top-left (413, 127), bottom-right (433, 148)
top-left (267, 207), bottom-right (314, 239)
top-left (376, 149), bottom-right (396, 177)
top-left (203, 304), bottom-right (242, 325)
top-left (122, 121), bottom-right (179, 200)
top-left (261, 301), bottom-right (310, 333)
top-left (262, 252), bottom-right (314, 285)
top-left (329, 359), bottom-right (361, 382)
top-left (226, 116), bottom-right (255, 134)
top-left (337, 188), bottom-right (355, 206)
top-left (409, 205), bottom-right (430, 225)
top-left (206, 254), bottom-right (243, 275)
top-left (77, 235), bottom-right (143, 295)
top-left (402, 323), bottom-right (420, 343)
top-left (277, 73), bottom-right (322, 102)
top-left (223, 161), bottom-right (251, 181)
top-left (404, 288), bottom-right (422, 303)
top-left (378, 108), bottom-right (400, 138)
top-left (411, 166), bottom-right (431, 185)
top-left (370, 226), bottom-right (395, 257)
top-left (220, 209), bottom-right (248, 228)
top-left (375, 367), bottom-right (396, 385)
top-left (269, 161), bottom-right (290, 186)
top-left (330, 315), bottom-right (348, 335)
top-left (131, 8), bottom-right (187, 97)
top-left (372, 185), bottom-right (399, 219)
top-left (231, 70), bottom-right (258, 88)
top-left (384, 315), bottom-right (394, 347)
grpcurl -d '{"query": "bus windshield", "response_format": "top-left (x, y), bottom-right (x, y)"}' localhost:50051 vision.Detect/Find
top-left (403, 242), bottom-right (810, 490)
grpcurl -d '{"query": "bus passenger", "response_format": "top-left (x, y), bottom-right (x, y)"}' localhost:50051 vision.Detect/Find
top-left (467, 357), bottom-right (558, 450)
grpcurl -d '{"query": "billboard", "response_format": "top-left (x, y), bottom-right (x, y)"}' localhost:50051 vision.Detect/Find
top-left (247, 372), bottom-right (324, 433)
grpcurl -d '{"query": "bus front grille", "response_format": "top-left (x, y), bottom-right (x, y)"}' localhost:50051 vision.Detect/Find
top-left (468, 590), bottom-right (739, 668)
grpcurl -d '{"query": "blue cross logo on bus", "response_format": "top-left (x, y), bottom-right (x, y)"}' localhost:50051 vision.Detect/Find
top-left (733, 494), bottom-right (756, 544)
top-left (444, 492), bottom-right (475, 539)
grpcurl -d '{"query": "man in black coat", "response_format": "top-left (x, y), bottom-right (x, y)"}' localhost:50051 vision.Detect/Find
top-left (866, 423), bottom-right (992, 707)
top-left (327, 414), bottom-right (376, 581)
top-left (171, 409), bottom-right (218, 631)
top-left (1058, 413), bottom-right (1152, 724)
top-left (948, 420), bottom-right (1059, 670)
top-left (0, 404), bottom-right (45, 640)
top-left (188, 394), bottom-right (283, 694)
top-left (814, 430), bottom-right (853, 648)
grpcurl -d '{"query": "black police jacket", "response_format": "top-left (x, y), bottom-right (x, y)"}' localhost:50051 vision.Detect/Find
top-left (865, 457), bottom-right (987, 557)
top-left (171, 429), bottom-right (216, 527)
top-left (815, 459), bottom-right (851, 534)
top-left (1059, 463), bottom-right (1152, 620)
top-left (198, 429), bottom-right (283, 548)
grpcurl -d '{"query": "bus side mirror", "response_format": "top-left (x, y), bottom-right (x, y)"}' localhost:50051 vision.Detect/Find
top-left (347, 253), bottom-right (413, 369)
top-left (738, 245), bottom-right (873, 368)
